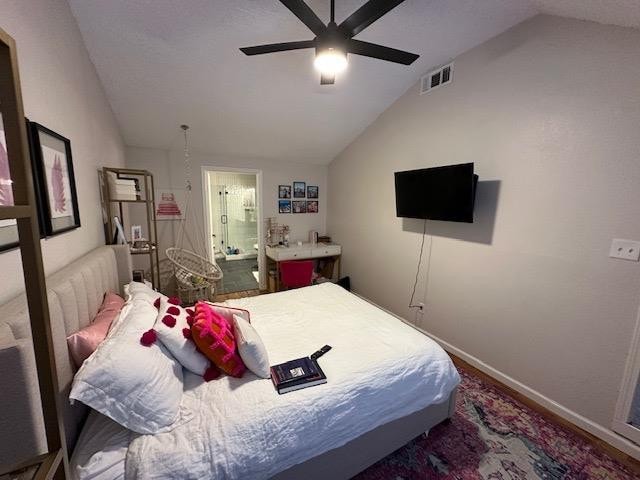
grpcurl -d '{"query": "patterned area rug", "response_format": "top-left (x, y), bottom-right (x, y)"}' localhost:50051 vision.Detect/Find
top-left (356, 368), bottom-right (638, 479)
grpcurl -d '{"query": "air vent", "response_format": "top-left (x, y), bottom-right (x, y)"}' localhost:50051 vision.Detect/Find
top-left (420, 62), bottom-right (453, 95)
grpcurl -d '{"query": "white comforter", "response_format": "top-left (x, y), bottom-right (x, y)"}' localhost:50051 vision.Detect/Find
top-left (72, 283), bottom-right (459, 479)
top-left (123, 283), bottom-right (459, 479)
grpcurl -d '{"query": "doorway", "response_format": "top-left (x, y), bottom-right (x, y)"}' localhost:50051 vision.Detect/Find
top-left (203, 168), bottom-right (262, 295)
top-left (613, 307), bottom-right (640, 446)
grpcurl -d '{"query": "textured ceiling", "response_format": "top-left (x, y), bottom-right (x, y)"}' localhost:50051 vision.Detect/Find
top-left (67, 0), bottom-right (639, 164)
top-left (532, 0), bottom-right (640, 30)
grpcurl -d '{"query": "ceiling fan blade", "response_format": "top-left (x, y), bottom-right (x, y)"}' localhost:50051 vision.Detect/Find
top-left (348, 39), bottom-right (418, 65)
top-left (320, 73), bottom-right (335, 85)
top-left (338, 0), bottom-right (406, 38)
top-left (240, 40), bottom-right (315, 56)
top-left (280, 0), bottom-right (326, 36)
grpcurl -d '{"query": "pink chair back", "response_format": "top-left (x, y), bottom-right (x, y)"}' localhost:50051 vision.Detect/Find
top-left (279, 260), bottom-right (314, 289)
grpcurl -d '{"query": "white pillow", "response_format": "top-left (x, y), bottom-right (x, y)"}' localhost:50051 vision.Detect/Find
top-left (70, 298), bottom-right (187, 434)
top-left (124, 281), bottom-right (167, 306)
top-left (232, 314), bottom-right (270, 378)
top-left (154, 298), bottom-right (209, 376)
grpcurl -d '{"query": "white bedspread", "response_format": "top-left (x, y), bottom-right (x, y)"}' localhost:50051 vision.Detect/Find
top-left (123, 283), bottom-right (459, 479)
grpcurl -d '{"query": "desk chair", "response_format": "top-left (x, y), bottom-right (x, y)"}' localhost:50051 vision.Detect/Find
top-left (279, 260), bottom-right (314, 289)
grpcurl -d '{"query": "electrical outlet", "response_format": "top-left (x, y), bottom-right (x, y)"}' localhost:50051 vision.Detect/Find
top-left (609, 239), bottom-right (640, 262)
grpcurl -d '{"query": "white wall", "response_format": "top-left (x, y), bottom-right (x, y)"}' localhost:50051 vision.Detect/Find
top-left (125, 146), bottom-right (328, 282)
top-left (329, 14), bottom-right (640, 453)
top-left (0, 0), bottom-right (125, 303)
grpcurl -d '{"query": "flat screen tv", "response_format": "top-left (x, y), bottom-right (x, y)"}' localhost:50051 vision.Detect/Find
top-left (394, 163), bottom-right (478, 222)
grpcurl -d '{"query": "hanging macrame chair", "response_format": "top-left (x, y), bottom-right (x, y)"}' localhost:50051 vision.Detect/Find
top-left (166, 125), bottom-right (223, 303)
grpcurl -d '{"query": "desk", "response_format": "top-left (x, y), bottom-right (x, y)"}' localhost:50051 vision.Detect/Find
top-left (265, 242), bottom-right (341, 291)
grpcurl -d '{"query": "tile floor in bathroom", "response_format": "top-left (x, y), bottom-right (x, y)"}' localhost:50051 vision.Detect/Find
top-left (216, 257), bottom-right (259, 294)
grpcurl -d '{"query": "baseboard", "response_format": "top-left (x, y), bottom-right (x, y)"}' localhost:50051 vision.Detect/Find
top-left (354, 293), bottom-right (640, 461)
top-left (427, 330), bottom-right (640, 460)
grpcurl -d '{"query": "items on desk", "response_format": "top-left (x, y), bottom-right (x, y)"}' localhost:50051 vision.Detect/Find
top-left (265, 217), bottom-right (290, 247)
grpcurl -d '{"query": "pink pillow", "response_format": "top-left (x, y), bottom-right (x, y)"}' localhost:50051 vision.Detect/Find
top-left (67, 292), bottom-right (125, 368)
top-left (192, 302), bottom-right (246, 377)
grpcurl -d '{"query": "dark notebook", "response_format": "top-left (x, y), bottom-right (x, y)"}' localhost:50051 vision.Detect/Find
top-left (270, 357), bottom-right (327, 394)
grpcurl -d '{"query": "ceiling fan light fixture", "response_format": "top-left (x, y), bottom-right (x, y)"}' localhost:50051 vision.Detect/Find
top-left (314, 47), bottom-right (348, 75)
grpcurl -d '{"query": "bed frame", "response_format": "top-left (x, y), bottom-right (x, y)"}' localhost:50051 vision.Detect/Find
top-left (0, 245), bottom-right (457, 478)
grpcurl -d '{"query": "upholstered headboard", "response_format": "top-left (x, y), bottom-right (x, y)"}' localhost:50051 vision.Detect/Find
top-left (0, 245), bottom-right (132, 470)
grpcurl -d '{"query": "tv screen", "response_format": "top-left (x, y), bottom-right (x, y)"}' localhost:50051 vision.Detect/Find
top-left (394, 163), bottom-right (478, 222)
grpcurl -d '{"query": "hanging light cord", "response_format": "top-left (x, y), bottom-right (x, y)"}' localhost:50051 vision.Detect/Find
top-left (181, 124), bottom-right (191, 191)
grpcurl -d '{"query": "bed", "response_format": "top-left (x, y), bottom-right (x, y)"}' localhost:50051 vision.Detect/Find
top-left (0, 246), bottom-right (459, 479)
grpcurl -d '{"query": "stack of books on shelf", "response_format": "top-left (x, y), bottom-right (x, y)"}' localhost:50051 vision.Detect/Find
top-left (270, 357), bottom-right (326, 394)
top-left (107, 173), bottom-right (138, 201)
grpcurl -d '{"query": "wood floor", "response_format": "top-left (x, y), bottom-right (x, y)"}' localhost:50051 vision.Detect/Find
top-left (213, 289), bottom-right (262, 302)
top-left (450, 355), bottom-right (640, 475)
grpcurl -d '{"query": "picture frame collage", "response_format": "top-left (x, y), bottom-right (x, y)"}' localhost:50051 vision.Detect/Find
top-left (278, 181), bottom-right (318, 214)
top-left (0, 118), bottom-right (80, 252)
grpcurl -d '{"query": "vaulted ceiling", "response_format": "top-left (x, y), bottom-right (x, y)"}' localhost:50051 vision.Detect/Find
top-left (68, 0), bottom-right (640, 164)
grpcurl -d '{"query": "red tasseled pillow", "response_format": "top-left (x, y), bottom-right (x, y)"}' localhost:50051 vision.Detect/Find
top-left (191, 302), bottom-right (246, 378)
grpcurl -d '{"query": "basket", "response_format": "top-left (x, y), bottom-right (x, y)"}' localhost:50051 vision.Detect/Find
top-left (166, 247), bottom-right (223, 303)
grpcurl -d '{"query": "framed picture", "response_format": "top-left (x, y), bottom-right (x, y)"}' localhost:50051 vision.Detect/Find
top-left (30, 122), bottom-right (80, 236)
top-left (131, 225), bottom-right (143, 241)
top-left (306, 200), bottom-right (318, 213)
top-left (278, 200), bottom-right (291, 214)
top-left (278, 185), bottom-right (291, 199)
top-left (0, 113), bottom-right (18, 252)
top-left (293, 181), bottom-right (306, 198)
top-left (156, 190), bottom-right (184, 220)
top-left (292, 200), bottom-right (307, 213)
top-left (307, 185), bottom-right (318, 199)
top-left (132, 269), bottom-right (145, 282)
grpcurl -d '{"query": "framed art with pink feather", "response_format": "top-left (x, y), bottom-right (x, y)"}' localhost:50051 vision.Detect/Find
top-left (0, 112), bottom-right (19, 252)
top-left (29, 122), bottom-right (80, 237)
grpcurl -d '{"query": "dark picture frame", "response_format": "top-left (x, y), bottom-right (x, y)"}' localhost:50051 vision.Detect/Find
top-left (29, 122), bottom-right (80, 237)
top-left (278, 184), bottom-right (291, 199)
top-left (307, 185), bottom-right (318, 199)
top-left (278, 200), bottom-right (291, 214)
top-left (293, 181), bottom-right (306, 198)
top-left (306, 200), bottom-right (318, 213)
top-left (292, 200), bottom-right (307, 213)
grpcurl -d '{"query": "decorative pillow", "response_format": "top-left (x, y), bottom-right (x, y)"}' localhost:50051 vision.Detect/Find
top-left (205, 303), bottom-right (251, 324)
top-left (232, 314), bottom-right (270, 378)
top-left (192, 302), bottom-right (246, 377)
top-left (153, 297), bottom-right (212, 377)
top-left (124, 281), bottom-right (168, 307)
top-left (67, 292), bottom-right (125, 368)
top-left (70, 298), bottom-right (187, 434)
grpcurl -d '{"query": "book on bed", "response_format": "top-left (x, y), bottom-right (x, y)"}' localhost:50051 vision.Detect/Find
top-left (270, 357), bottom-right (327, 394)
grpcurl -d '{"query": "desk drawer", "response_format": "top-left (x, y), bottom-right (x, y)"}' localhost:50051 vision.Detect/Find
top-left (312, 245), bottom-right (341, 257)
top-left (276, 249), bottom-right (312, 261)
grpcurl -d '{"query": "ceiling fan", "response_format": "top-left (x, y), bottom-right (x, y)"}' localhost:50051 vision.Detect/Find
top-left (240, 0), bottom-right (419, 85)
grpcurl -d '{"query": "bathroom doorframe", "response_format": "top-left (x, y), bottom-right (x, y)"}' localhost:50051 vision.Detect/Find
top-left (201, 166), bottom-right (265, 291)
top-left (613, 299), bottom-right (640, 445)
